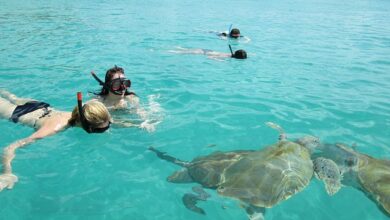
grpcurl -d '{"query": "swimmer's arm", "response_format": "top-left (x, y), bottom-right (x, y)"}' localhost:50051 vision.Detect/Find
top-left (0, 126), bottom-right (60, 191)
top-left (2, 124), bottom-right (59, 174)
top-left (112, 119), bottom-right (140, 128)
top-left (125, 95), bottom-right (148, 120)
top-left (2, 117), bottom-right (65, 174)
top-left (217, 32), bottom-right (228, 38)
top-left (2, 137), bottom-right (35, 174)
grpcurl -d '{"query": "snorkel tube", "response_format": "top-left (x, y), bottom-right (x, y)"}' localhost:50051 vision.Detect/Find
top-left (91, 71), bottom-right (105, 86)
top-left (91, 71), bottom-right (111, 92)
top-left (77, 92), bottom-right (91, 133)
top-left (229, 44), bottom-right (234, 57)
top-left (228, 24), bottom-right (233, 34)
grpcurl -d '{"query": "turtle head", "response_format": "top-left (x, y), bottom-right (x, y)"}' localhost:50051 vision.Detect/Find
top-left (296, 136), bottom-right (321, 153)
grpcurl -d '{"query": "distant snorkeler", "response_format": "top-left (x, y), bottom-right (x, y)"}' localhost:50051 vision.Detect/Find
top-left (0, 90), bottom-right (111, 191)
top-left (90, 65), bottom-right (157, 132)
top-left (219, 28), bottom-right (241, 38)
top-left (215, 26), bottom-right (251, 43)
top-left (169, 45), bottom-right (247, 61)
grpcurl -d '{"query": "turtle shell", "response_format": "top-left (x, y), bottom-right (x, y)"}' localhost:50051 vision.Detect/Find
top-left (185, 150), bottom-right (254, 188)
top-left (357, 154), bottom-right (390, 215)
top-left (216, 141), bottom-right (313, 208)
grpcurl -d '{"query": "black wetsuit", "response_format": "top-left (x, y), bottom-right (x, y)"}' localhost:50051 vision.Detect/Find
top-left (10, 101), bottom-right (50, 123)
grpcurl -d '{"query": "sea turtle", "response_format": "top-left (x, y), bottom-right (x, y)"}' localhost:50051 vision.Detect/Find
top-left (317, 143), bottom-right (390, 216)
top-left (149, 123), bottom-right (338, 219)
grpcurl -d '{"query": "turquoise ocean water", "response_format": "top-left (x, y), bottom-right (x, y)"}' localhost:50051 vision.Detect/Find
top-left (0, 0), bottom-right (389, 219)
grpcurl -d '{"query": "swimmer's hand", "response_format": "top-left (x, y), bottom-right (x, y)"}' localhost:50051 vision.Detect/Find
top-left (140, 121), bottom-right (157, 133)
top-left (112, 120), bottom-right (140, 128)
top-left (0, 173), bottom-right (18, 191)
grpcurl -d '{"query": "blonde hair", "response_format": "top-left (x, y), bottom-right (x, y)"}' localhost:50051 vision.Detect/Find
top-left (69, 100), bottom-right (111, 127)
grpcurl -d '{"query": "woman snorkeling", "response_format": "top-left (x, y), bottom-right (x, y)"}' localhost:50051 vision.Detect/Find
top-left (90, 66), bottom-right (158, 131)
top-left (91, 65), bottom-right (139, 110)
top-left (0, 89), bottom-right (111, 191)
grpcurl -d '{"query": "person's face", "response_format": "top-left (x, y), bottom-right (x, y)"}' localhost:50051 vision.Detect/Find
top-left (109, 72), bottom-right (130, 95)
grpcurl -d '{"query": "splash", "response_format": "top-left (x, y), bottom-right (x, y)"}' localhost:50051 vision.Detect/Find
top-left (139, 94), bottom-right (164, 132)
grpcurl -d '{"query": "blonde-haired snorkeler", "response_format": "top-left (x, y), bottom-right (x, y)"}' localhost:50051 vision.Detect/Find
top-left (0, 90), bottom-right (111, 191)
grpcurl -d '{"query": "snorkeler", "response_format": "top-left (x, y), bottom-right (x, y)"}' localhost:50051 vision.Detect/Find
top-left (216, 27), bottom-right (251, 42)
top-left (169, 45), bottom-right (247, 61)
top-left (0, 89), bottom-right (111, 191)
top-left (219, 28), bottom-right (241, 38)
top-left (91, 65), bottom-right (138, 109)
top-left (90, 66), bottom-right (157, 131)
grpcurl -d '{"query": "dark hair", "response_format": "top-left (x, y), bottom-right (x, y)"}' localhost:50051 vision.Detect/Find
top-left (95, 65), bottom-right (136, 96)
top-left (229, 28), bottom-right (240, 38)
top-left (104, 65), bottom-right (124, 84)
top-left (233, 50), bottom-right (247, 59)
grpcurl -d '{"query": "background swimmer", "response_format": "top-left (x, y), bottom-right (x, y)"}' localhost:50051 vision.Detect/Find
top-left (211, 26), bottom-right (251, 43)
top-left (169, 46), bottom-right (247, 61)
top-left (0, 90), bottom-right (111, 191)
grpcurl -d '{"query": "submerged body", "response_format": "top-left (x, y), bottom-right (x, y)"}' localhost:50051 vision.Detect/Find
top-left (169, 47), bottom-right (247, 61)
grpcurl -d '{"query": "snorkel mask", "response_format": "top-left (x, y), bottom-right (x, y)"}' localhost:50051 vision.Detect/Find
top-left (108, 78), bottom-right (131, 95)
top-left (91, 71), bottom-right (131, 95)
top-left (77, 92), bottom-right (110, 133)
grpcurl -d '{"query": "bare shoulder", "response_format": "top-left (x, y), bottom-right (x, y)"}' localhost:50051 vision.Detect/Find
top-left (90, 96), bottom-right (103, 103)
top-left (126, 94), bottom-right (139, 102)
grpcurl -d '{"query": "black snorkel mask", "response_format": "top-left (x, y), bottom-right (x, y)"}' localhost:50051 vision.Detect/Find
top-left (108, 78), bottom-right (131, 95)
top-left (91, 71), bottom-right (131, 96)
top-left (77, 92), bottom-right (110, 133)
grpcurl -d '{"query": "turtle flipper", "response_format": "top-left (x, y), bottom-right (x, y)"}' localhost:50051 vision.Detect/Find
top-left (313, 157), bottom-right (342, 196)
top-left (192, 186), bottom-right (210, 201)
top-left (245, 204), bottom-right (265, 220)
top-left (182, 193), bottom-right (206, 215)
top-left (149, 147), bottom-right (189, 167)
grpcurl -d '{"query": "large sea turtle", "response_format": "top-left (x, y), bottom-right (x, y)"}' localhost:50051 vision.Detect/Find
top-left (149, 123), bottom-right (339, 219)
top-left (317, 143), bottom-right (390, 216)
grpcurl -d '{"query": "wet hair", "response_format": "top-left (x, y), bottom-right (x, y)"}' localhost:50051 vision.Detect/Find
top-left (229, 28), bottom-right (240, 38)
top-left (233, 50), bottom-right (247, 59)
top-left (96, 65), bottom-right (136, 96)
top-left (69, 100), bottom-right (111, 127)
